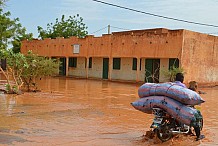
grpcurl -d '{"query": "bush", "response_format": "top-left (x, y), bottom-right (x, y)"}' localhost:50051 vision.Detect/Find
top-left (162, 66), bottom-right (186, 82)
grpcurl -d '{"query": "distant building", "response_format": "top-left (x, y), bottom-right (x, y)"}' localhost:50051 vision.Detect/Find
top-left (21, 28), bottom-right (218, 86)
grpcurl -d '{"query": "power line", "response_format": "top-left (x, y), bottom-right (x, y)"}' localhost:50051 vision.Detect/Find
top-left (110, 26), bottom-right (131, 31)
top-left (90, 25), bottom-right (132, 35)
top-left (91, 25), bottom-right (218, 36)
top-left (92, 0), bottom-right (218, 28)
top-left (90, 26), bottom-right (108, 34)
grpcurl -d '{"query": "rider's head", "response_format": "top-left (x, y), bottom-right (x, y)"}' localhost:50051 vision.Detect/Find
top-left (188, 81), bottom-right (198, 91)
top-left (175, 73), bottom-right (184, 83)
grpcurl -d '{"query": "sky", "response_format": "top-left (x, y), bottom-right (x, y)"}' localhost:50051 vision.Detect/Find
top-left (4, 0), bottom-right (218, 38)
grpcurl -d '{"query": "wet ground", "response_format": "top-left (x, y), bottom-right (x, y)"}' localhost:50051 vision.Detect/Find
top-left (0, 77), bottom-right (217, 146)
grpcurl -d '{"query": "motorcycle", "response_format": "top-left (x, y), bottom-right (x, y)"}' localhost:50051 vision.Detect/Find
top-left (150, 107), bottom-right (203, 142)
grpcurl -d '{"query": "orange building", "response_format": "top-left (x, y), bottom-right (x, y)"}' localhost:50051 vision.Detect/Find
top-left (20, 28), bottom-right (218, 86)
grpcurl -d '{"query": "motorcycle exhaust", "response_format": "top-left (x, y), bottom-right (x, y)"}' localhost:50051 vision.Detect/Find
top-left (171, 126), bottom-right (190, 134)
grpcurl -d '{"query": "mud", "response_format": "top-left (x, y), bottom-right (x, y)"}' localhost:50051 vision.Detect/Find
top-left (0, 77), bottom-right (217, 146)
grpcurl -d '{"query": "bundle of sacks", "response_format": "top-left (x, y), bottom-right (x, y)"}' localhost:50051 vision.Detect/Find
top-left (131, 82), bottom-right (205, 126)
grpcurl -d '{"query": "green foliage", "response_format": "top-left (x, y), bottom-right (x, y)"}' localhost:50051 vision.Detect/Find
top-left (0, 49), bottom-right (59, 92)
top-left (0, 49), bottom-right (28, 93)
top-left (0, 48), bottom-right (9, 58)
top-left (22, 51), bottom-right (59, 78)
top-left (5, 83), bottom-right (19, 94)
top-left (12, 85), bottom-right (18, 93)
top-left (5, 83), bottom-right (10, 92)
top-left (0, 0), bottom-right (33, 51)
top-left (21, 51), bottom-right (59, 91)
top-left (11, 28), bottom-right (33, 53)
top-left (6, 49), bottom-right (27, 70)
top-left (0, 0), bottom-right (7, 6)
top-left (37, 14), bottom-right (88, 39)
top-left (161, 66), bottom-right (185, 82)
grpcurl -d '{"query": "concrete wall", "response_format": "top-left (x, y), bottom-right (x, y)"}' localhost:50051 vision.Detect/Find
top-left (159, 58), bottom-right (170, 82)
top-left (21, 28), bottom-right (218, 85)
top-left (182, 30), bottom-right (218, 85)
top-left (87, 35), bottom-right (111, 57)
top-left (111, 29), bottom-right (183, 59)
top-left (138, 58), bottom-right (146, 82)
top-left (111, 58), bottom-right (137, 81)
top-left (88, 57), bottom-right (103, 79)
top-left (66, 57), bottom-right (170, 82)
top-left (21, 28), bottom-right (183, 59)
top-left (68, 57), bottom-right (86, 77)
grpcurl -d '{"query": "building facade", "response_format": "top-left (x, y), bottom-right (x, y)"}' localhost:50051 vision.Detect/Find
top-left (21, 28), bottom-right (218, 85)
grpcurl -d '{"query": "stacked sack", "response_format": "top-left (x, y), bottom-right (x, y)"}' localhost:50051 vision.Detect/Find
top-left (131, 82), bottom-right (205, 126)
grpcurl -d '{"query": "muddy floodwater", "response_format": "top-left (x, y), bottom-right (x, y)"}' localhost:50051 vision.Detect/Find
top-left (0, 77), bottom-right (217, 146)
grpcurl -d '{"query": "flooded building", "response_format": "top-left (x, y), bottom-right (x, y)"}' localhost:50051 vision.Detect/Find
top-left (21, 28), bottom-right (218, 85)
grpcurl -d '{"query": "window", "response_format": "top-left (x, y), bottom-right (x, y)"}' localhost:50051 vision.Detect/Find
top-left (169, 58), bottom-right (179, 70)
top-left (113, 58), bottom-right (121, 70)
top-left (69, 57), bottom-right (77, 67)
top-left (73, 44), bottom-right (80, 54)
top-left (85, 58), bottom-right (87, 68)
top-left (132, 58), bottom-right (137, 70)
top-left (89, 57), bottom-right (92, 68)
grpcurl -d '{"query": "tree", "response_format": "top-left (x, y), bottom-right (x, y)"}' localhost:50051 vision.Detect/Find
top-left (0, 49), bottom-right (27, 93)
top-left (0, 50), bottom-right (59, 93)
top-left (11, 28), bottom-right (33, 53)
top-left (37, 14), bottom-right (88, 39)
top-left (21, 51), bottom-right (59, 91)
top-left (0, 0), bottom-right (6, 6)
top-left (0, 0), bottom-right (33, 52)
top-left (161, 66), bottom-right (186, 82)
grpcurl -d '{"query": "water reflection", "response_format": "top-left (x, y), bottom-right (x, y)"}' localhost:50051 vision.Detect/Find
top-left (0, 77), bottom-right (217, 145)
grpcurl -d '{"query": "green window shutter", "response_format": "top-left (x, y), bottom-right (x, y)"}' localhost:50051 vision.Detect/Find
top-left (69, 57), bottom-right (77, 67)
top-left (113, 58), bottom-right (121, 70)
top-left (73, 57), bottom-right (77, 67)
top-left (132, 58), bottom-right (137, 70)
top-left (89, 57), bottom-right (92, 68)
top-left (145, 59), bottom-right (153, 83)
top-left (69, 58), bottom-right (73, 67)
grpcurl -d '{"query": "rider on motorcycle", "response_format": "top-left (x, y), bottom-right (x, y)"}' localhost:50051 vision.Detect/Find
top-left (174, 73), bottom-right (205, 141)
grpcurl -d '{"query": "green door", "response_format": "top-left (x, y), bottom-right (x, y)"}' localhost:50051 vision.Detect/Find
top-left (169, 58), bottom-right (179, 70)
top-left (59, 58), bottom-right (66, 76)
top-left (102, 58), bottom-right (109, 79)
top-left (145, 59), bottom-right (160, 83)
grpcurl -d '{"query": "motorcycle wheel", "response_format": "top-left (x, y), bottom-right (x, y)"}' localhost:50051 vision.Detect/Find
top-left (156, 128), bottom-right (173, 142)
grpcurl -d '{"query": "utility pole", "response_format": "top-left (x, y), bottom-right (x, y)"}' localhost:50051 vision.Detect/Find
top-left (108, 25), bottom-right (110, 34)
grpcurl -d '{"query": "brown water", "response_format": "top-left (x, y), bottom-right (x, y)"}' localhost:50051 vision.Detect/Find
top-left (0, 77), bottom-right (217, 146)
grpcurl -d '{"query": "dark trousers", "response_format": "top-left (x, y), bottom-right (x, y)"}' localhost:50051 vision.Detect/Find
top-left (194, 126), bottom-right (200, 138)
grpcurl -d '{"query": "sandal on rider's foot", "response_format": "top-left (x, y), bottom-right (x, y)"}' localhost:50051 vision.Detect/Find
top-left (196, 135), bottom-right (205, 141)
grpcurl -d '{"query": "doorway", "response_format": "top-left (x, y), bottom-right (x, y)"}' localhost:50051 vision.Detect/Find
top-left (59, 57), bottom-right (66, 76)
top-left (145, 59), bottom-right (160, 83)
top-left (102, 58), bottom-right (109, 79)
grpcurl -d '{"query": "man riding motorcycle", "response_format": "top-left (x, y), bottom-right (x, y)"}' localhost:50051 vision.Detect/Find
top-left (174, 73), bottom-right (205, 141)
